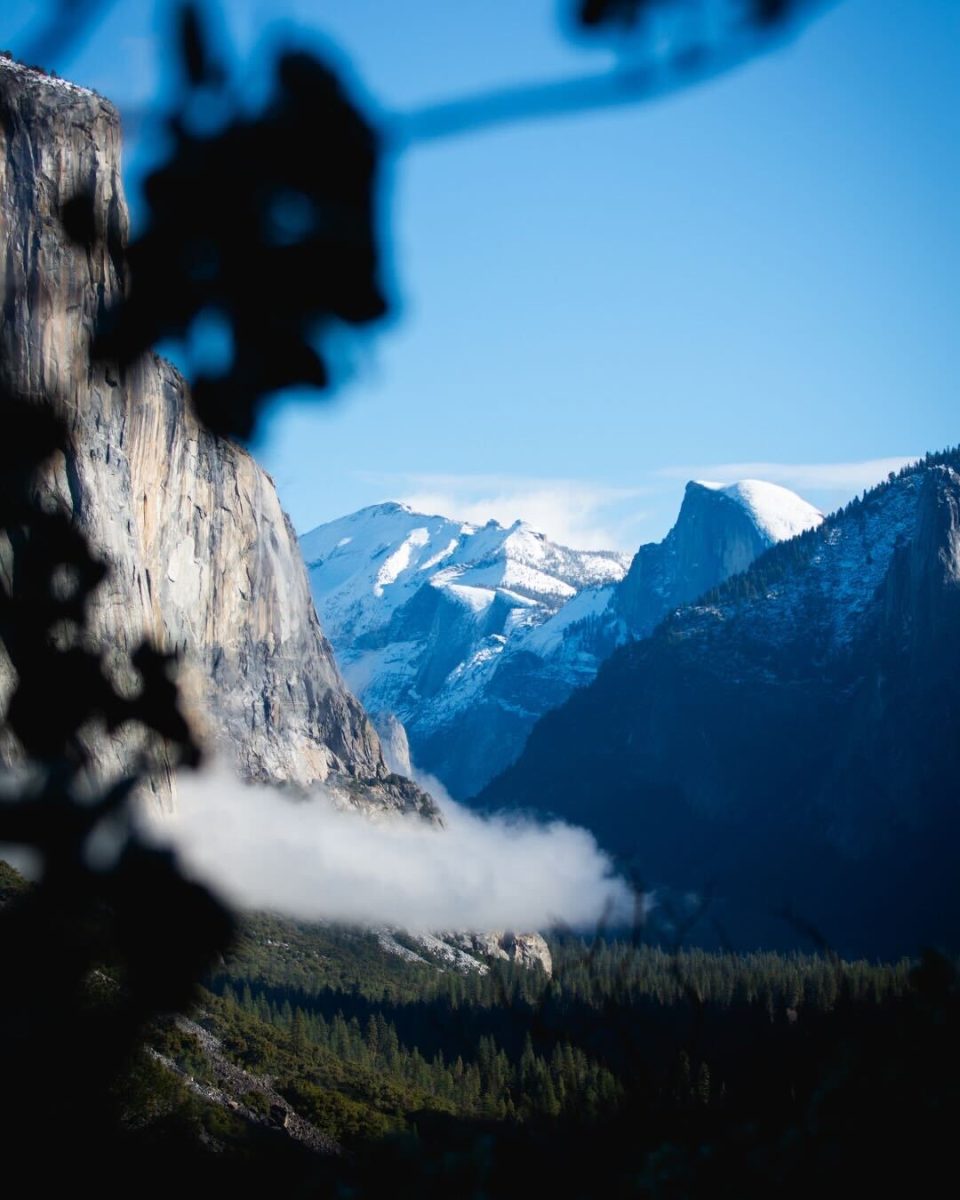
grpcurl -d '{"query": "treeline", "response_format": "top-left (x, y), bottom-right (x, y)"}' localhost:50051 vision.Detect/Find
top-left (214, 916), bottom-right (914, 1016)
top-left (186, 917), bottom-right (922, 1149)
top-left (695, 444), bottom-right (960, 609)
top-left (215, 983), bottom-right (621, 1126)
top-left (548, 938), bottom-right (912, 1009)
top-left (90, 904), bottom-right (959, 1196)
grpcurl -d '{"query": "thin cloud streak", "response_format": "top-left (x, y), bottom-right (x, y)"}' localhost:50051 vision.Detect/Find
top-left (348, 457), bottom-right (919, 561)
top-left (657, 457), bottom-right (920, 493)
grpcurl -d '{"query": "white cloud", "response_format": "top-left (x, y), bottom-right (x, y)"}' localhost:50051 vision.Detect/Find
top-left (351, 457), bottom-right (920, 562)
top-left (139, 764), bottom-right (633, 933)
top-left (657, 457), bottom-right (920, 494)
top-left (362, 471), bottom-right (649, 552)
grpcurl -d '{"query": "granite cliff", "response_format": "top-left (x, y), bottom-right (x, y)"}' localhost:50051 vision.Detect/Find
top-left (0, 58), bottom-right (437, 819)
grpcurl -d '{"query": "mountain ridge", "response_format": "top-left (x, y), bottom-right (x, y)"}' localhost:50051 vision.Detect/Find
top-left (478, 450), bottom-right (960, 956)
top-left (304, 479), bottom-right (822, 798)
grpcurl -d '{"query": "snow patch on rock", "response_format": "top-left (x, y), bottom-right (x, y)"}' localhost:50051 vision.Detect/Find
top-left (696, 479), bottom-right (823, 545)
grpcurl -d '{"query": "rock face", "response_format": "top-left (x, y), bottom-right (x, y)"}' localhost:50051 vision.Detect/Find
top-left (446, 930), bottom-right (553, 975)
top-left (0, 59), bottom-right (437, 820)
top-left (375, 928), bottom-right (553, 976)
top-left (613, 479), bottom-right (821, 632)
top-left (304, 482), bottom-right (820, 799)
top-left (371, 712), bottom-right (414, 778)
top-left (480, 456), bottom-right (960, 957)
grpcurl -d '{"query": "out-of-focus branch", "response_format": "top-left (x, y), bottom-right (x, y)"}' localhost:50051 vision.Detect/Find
top-left (13, 0), bottom-right (121, 71)
top-left (390, 0), bottom-right (832, 147)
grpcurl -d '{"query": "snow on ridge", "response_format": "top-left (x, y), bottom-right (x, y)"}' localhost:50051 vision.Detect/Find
top-left (302, 500), bottom-right (628, 620)
top-left (680, 468), bottom-right (924, 653)
top-left (419, 538), bottom-right (460, 572)
top-left (374, 528), bottom-right (430, 596)
top-left (301, 499), bottom-right (635, 737)
top-left (694, 478), bottom-right (823, 545)
top-left (441, 582), bottom-right (497, 614)
top-left (726, 480), bottom-right (823, 544)
top-left (522, 585), bottom-right (616, 658)
top-left (0, 56), bottom-right (99, 99)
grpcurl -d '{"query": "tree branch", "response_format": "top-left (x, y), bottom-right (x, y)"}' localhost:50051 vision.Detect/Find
top-left (389, 1), bottom-right (832, 148)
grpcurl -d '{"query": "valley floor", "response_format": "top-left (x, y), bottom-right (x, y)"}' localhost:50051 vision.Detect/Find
top-left (116, 912), bottom-right (957, 1198)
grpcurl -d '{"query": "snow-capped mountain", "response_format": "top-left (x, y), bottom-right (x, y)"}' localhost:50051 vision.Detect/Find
top-left (300, 504), bottom-right (628, 770)
top-left (300, 502), bottom-right (627, 651)
top-left (520, 478), bottom-right (824, 700)
top-left (479, 453), bottom-right (960, 957)
top-left (302, 482), bottom-right (821, 798)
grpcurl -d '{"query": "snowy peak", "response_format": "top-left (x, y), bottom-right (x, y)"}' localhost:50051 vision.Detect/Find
top-left (300, 503), bottom-right (630, 738)
top-left (477, 452), bottom-right (960, 956)
top-left (300, 504), bottom-right (471, 642)
top-left (691, 479), bottom-right (823, 545)
top-left (300, 477), bottom-right (822, 800)
top-left (303, 475), bottom-right (820, 796)
top-left (614, 477), bottom-right (820, 634)
top-left (676, 457), bottom-right (958, 658)
top-left (301, 503), bottom-right (628, 646)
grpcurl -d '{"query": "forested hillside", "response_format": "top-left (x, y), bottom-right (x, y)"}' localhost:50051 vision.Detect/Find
top-left (481, 451), bottom-right (960, 957)
top-left (106, 902), bottom-right (955, 1197)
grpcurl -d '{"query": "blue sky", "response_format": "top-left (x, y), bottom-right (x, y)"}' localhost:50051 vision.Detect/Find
top-left (4, 1), bottom-right (958, 548)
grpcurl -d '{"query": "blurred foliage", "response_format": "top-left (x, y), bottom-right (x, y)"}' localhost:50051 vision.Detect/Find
top-left (574, 0), bottom-right (800, 33)
top-left (0, 395), bottom-right (233, 1193)
top-left (88, 8), bottom-right (386, 441)
top-left (2, 2), bottom-right (955, 1196)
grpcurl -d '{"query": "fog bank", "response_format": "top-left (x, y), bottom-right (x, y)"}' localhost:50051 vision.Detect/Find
top-left (140, 766), bottom-right (632, 932)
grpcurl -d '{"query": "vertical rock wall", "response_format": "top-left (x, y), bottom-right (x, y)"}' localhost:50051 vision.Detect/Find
top-left (0, 59), bottom-right (437, 819)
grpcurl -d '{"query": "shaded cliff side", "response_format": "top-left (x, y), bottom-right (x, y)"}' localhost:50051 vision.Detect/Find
top-left (0, 58), bottom-right (436, 819)
top-left (303, 483), bottom-right (820, 800)
top-left (480, 455), bottom-right (960, 957)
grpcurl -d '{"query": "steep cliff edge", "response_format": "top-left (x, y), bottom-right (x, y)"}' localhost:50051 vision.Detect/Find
top-left (0, 58), bottom-right (437, 819)
top-left (480, 456), bottom-right (960, 956)
top-left (612, 478), bottom-right (821, 630)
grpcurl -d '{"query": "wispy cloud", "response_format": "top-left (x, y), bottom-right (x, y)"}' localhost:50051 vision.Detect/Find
top-left (351, 456), bottom-right (920, 559)
top-left (657, 457), bottom-right (920, 494)
top-left (361, 471), bottom-right (649, 552)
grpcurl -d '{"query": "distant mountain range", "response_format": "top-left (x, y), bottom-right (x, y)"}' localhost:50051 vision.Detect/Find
top-left (479, 452), bottom-right (960, 957)
top-left (302, 481), bottom-right (821, 797)
top-left (300, 504), bottom-right (629, 789)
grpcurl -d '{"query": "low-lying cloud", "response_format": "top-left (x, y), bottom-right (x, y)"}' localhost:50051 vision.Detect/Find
top-left (139, 766), bottom-right (632, 933)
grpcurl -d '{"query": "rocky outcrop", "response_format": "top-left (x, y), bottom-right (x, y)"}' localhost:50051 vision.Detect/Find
top-left (371, 712), bottom-right (414, 778)
top-left (375, 927), bottom-right (553, 975)
top-left (446, 930), bottom-right (553, 975)
top-left (149, 1016), bottom-right (339, 1155)
top-left (479, 456), bottom-right (960, 957)
top-left (613, 479), bottom-right (819, 630)
top-left (0, 58), bottom-right (438, 820)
